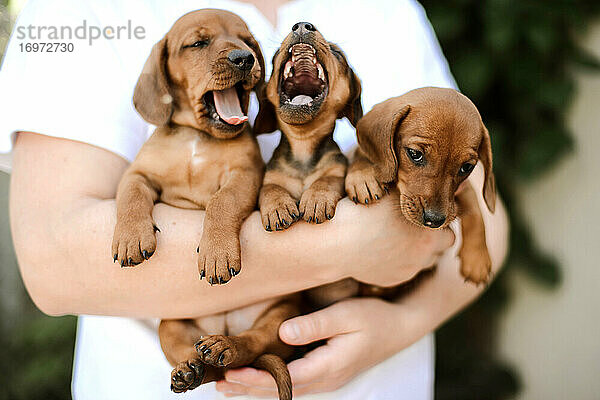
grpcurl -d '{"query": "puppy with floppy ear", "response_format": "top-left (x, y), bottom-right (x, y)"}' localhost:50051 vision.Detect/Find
top-left (346, 87), bottom-right (496, 284)
top-left (111, 10), bottom-right (302, 400)
top-left (256, 22), bottom-right (363, 230)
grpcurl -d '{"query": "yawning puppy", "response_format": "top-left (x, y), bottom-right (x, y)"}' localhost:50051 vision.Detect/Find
top-left (255, 22), bottom-right (362, 229)
top-left (110, 9), bottom-right (299, 399)
top-left (112, 9), bottom-right (264, 285)
top-left (346, 87), bottom-right (496, 284)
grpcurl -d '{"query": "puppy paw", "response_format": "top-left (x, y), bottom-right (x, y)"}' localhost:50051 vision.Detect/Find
top-left (195, 335), bottom-right (241, 368)
top-left (111, 218), bottom-right (158, 267)
top-left (260, 192), bottom-right (300, 231)
top-left (459, 247), bottom-right (492, 285)
top-left (197, 236), bottom-right (241, 284)
top-left (171, 358), bottom-right (205, 393)
top-left (345, 168), bottom-right (386, 205)
top-left (299, 188), bottom-right (341, 224)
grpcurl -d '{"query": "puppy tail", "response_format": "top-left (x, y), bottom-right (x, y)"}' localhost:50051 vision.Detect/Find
top-left (251, 354), bottom-right (292, 400)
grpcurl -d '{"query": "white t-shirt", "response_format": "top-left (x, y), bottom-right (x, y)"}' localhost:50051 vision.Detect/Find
top-left (0, 0), bottom-right (456, 399)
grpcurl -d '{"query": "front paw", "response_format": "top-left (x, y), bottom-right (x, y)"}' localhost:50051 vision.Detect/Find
top-left (459, 246), bottom-right (492, 285)
top-left (171, 359), bottom-right (205, 393)
top-left (299, 187), bottom-right (341, 224)
top-left (260, 192), bottom-right (300, 231)
top-left (345, 168), bottom-right (386, 205)
top-left (111, 218), bottom-right (158, 267)
top-left (195, 335), bottom-right (240, 368)
top-left (197, 236), bottom-right (241, 285)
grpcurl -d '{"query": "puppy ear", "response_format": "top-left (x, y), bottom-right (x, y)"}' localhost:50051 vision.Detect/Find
top-left (340, 68), bottom-right (363, 127)
top-left (478, 122), bottom-right (496, 213)
top-left (357, 103), bottom-right (410, 183)
top-left (133, 38), bottom-right (173, 126)
top-left (245, 36), bottom-right (277, 135)
top-left (254, 83), bottom-right (278, 135)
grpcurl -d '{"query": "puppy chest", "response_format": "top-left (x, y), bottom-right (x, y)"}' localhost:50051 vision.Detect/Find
top-left (155, 140), bottom-right (231, 208)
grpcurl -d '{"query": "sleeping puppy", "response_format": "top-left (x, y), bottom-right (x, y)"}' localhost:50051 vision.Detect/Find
top-left (255, 22), bottom-right (362, 229)
top-left (111, 10), bottom-right (298, 399)
top-left (346, 87), bottom-right (496, 284)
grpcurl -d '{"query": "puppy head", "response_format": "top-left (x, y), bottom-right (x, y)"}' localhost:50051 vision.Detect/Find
top-left (255, 22), bottom-right (362, 135)
top-left (133, 9), bottom-right (265, 139)
top-left (357, 87), bottom-right (496, 229)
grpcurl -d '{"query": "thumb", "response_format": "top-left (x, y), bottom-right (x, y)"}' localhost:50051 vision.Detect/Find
top-left (279, 300), bottom-right (358, 345)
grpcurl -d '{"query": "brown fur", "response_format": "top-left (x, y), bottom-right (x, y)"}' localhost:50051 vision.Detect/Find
top-left (346, 87), bottom-right (496, 284)
top-left (257, 24), bottom-right (365, 319)
top-left (256, 22), bottom-right (362, 230)
top-left (111, 10), bottom-right (299, 398)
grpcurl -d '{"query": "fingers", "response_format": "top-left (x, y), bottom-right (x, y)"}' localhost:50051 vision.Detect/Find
top-left (279, 301), bottom-right (357, 345)
top-left (223, 367), bottom-right (276, 390)
top-left (215, 371), bottom-right (277, 399)
top-left (218, 337), bottom-right (355, 397)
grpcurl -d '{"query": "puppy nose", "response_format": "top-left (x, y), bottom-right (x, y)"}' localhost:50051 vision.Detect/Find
top-left (227, 49), bottom-right (255, 71)
top-left (292, 22), bottom-right (316, 34)
top-left (423, 210), bottom-right (446, 228)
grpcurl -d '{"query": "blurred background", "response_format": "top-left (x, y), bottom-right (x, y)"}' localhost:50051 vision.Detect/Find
top-left (0, 0), bottom-right (599, 399)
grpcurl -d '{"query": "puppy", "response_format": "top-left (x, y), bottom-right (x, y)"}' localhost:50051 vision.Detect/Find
top-left (113, 9), bottom-right (264, 284)
top-left (346, 87), bottom-right (496, 284)
top-left (256, 22), bottom-right (362, 230)
top-left (111, 10), bottom-right (297, 399)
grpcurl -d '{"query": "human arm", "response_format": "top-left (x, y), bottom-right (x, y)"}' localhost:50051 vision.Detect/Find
top-left (10, 132), bottom-right (454, 318)
top-left (216, 163), bottom-right (509, 397)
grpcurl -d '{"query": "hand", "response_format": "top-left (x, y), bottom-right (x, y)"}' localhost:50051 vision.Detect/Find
top-left (215, 297), bottom-right (418, 398)
top-left (331, 196), bottom-right (455, 286)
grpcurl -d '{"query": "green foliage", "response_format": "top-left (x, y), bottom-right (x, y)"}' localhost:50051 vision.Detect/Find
top-left (0, 313), bottom-right (77, 400)
top-left (419, 0), bottom-right (600, 398)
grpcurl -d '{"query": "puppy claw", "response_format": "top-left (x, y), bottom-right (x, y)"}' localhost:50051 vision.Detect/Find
top-left (345, 168), bottom-right (385, 205)
top-left (171, 359), bottom-right (204, 393)
top-left (260, 192), bottom-right (299, 232)
top-left (195, 335), bottom-right (239, 368)
top-left (299, 187), bottom-right (341, 224)
top-left (112, 217), bottom-right (157, 267)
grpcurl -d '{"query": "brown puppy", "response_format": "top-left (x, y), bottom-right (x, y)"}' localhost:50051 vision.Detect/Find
top-left (256, 22), bottom-right (362, 229)
top-left (346, 87), bottom-right (495, 284)
top-left (113, 9), bottom-right (265, 284)
top-left (111, 10), bottom-right (297, 399)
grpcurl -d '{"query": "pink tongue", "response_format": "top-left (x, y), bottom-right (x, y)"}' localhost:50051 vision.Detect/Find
top-left (213, 87), bottom-right (248, 125)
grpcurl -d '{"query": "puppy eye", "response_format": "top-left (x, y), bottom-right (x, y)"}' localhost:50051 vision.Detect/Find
top-left (459, 162), bottom-right (475, 176)
top-left (405, 148), bottom-right (425, 165)
top-left (184, 40), bottom-right (209, 49)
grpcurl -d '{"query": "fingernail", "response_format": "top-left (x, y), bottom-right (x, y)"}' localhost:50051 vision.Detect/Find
top-left (281, 321), bottom-right (300, 342)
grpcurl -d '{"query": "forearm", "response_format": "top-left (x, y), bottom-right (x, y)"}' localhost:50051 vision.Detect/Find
top-left (10, 133), bottom-right (343, 318)
top-left (13, 197), bottom-right (346, 318)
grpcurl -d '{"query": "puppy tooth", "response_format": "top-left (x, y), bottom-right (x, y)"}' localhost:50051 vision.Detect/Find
top-left (317, 63), bottom-right (325, 80)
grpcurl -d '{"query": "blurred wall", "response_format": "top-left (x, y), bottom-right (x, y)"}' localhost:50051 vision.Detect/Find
top-left (498, 24), bottom-right (600, 400)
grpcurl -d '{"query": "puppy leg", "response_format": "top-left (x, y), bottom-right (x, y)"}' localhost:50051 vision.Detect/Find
top-left (300, 155), bottom-right (347, 224)
top-left (159, 319), bottom-right (223, 393)
top-left (198, 168), bottom-right (262, 285)
top-left (345, 149), bottom-right (386, 205)
top-left (194, 297), bottom-right (300, 369)
top-left (259, 170), bottom-right (302, 231)
top-left (456, 182), bottom-right (492, 285)
top-left (112, 172), bottom-right (159, 266)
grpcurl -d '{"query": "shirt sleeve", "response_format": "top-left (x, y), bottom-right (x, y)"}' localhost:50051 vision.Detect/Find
top-left (0, 0), bottom-right (150, 162)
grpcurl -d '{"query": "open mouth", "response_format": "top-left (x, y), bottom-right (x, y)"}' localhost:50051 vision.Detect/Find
top-left (203, 82), bottom-right (249, 127)
top-left (279, 43), bottom-right (328, 109)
